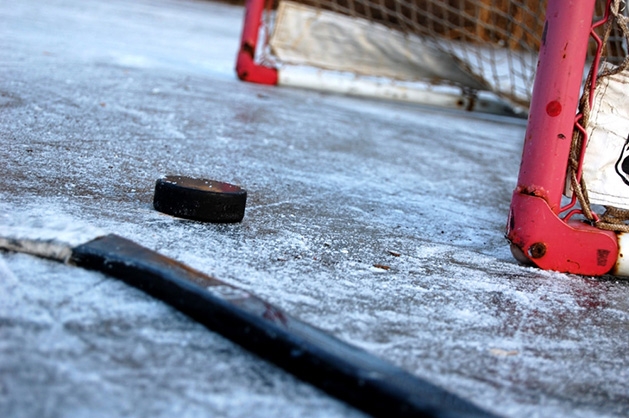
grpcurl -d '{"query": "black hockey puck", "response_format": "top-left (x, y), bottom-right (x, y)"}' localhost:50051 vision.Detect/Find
top-left (153, 176), bottom-right (247, 223)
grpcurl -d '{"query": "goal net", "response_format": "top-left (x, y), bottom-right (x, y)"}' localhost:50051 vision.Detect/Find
top-left (236, 0), bottom-right (548, 115)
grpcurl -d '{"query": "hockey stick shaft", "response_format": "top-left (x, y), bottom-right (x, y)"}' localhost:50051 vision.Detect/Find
top-left (3, 233), bottom-right (497, 418)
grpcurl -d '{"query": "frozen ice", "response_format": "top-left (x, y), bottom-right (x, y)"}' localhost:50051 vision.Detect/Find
top-left (1, 0), bottom-right (629, 417)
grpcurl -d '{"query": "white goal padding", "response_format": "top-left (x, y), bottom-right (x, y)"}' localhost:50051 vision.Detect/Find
top-left (581, 65), bottom-right (629, 210)
top-left (269, 1), bottom-right (488, 91)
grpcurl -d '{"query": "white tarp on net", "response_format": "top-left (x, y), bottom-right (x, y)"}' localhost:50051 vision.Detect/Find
top-left (269, 1), bottom-right (489, 91)
top-left (581, 65), bottom-right (629, 210)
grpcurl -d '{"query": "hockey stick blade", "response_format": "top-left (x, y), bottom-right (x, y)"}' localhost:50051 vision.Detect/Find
top-left (2, 233), bottom-right (498, 418)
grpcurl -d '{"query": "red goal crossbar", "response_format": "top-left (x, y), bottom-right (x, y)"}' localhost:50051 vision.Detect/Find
top-left (507, 0), bottom-right (623, 276)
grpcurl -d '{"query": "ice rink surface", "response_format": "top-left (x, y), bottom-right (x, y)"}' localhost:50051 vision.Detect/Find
top-left (1, 0), bottom-right (628, 416)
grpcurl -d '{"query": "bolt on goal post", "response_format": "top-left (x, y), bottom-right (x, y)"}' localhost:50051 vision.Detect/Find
top-left (236, 0), bottom-right (547, 116)
top-left (508, 0), bottom-right (629, 276)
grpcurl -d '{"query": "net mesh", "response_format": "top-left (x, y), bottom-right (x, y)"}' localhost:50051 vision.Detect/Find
top-left (259, 0), bottom-right (547, 108)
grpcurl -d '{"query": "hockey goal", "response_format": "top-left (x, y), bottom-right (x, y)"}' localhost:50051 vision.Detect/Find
top-left (236, 0), bottom-right (547, 115)
top-left (507, 0), bottom-right (629, 276)
top-left (235, 0), bottom-right (629, 276)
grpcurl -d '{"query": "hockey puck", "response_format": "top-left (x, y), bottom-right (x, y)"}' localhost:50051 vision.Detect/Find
top-left (153, 176), bottom-right (247, 223)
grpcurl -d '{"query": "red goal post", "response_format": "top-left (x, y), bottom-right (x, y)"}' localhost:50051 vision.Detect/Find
top-left (508, 0), bottom-right (629, 276)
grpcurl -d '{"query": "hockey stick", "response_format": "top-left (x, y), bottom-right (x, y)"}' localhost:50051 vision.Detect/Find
top-left (0, 232), bottom-right (498, 418)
